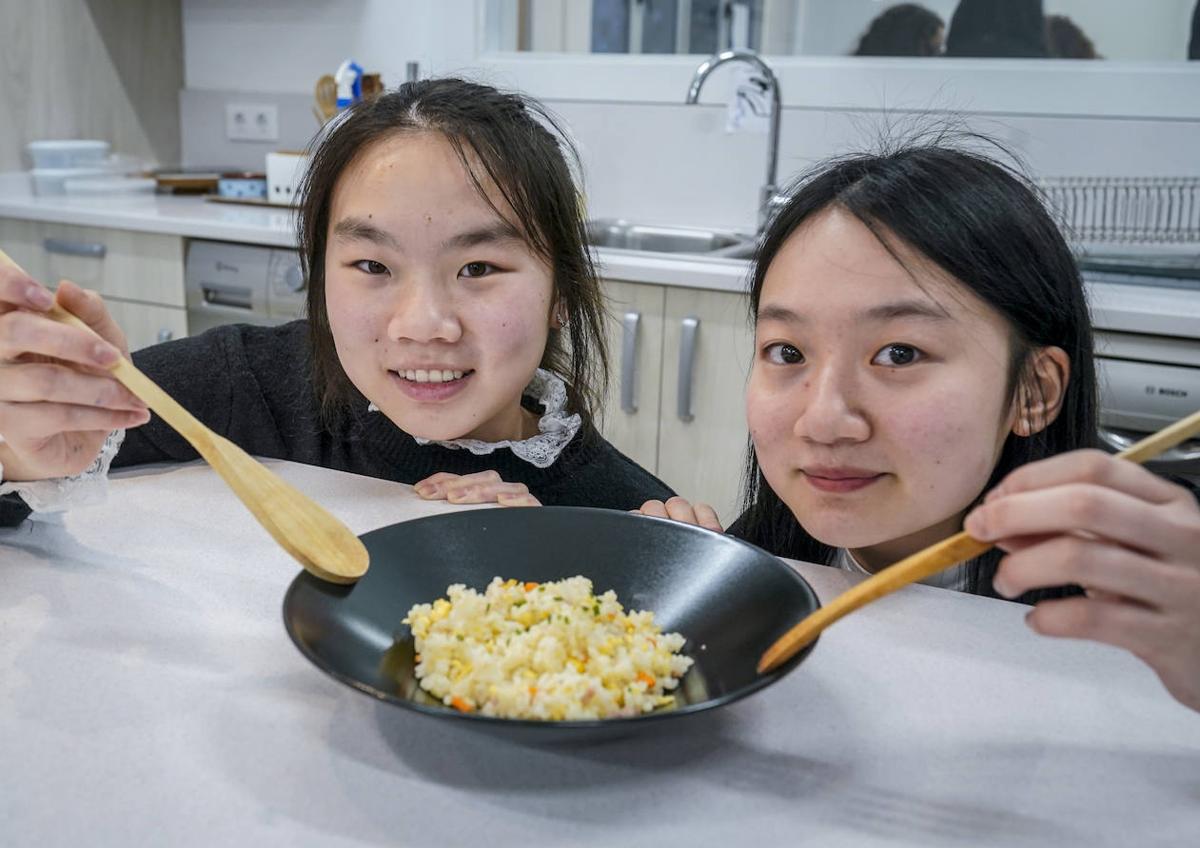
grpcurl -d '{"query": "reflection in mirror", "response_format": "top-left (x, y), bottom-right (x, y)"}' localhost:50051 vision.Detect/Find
top-left (485, 0), bottom-right (1200, 61)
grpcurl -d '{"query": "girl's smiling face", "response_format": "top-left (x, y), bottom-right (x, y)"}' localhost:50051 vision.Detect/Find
top-left (747, 207), bottom-right (1024, 569)
top-left (324, 131), bottom-right (556, 442)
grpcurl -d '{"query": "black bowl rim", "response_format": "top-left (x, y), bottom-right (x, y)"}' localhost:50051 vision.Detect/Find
top-left (282, 507), bottom-right (821, 731)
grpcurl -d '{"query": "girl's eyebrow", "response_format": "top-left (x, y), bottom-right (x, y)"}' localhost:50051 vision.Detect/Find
top-left (757, 299), bottom-right (950, 324)
top-left (332, 217), bottom-right (400, 251)
top-left (330, 218), bottom-right (524, 253)
top-left (862, 299), bottom-right (951, 322)
top-left (757, 304), bottom-right (803, 324)
top-left (441, 221), bottom-right (523, 251)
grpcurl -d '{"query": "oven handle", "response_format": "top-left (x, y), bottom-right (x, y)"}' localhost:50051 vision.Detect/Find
top-left (1098, 426), bottom-right (1200, 466)
top-left (200, 284), bottom-right (253, 310)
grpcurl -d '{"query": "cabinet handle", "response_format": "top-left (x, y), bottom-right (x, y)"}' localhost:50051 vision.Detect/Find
top-left (620, 310), bottom-right (640, 413)
top-left (157, 329), bottom-right (174, 343)
top-left (677, 316), bottom-right (699, 423)
top-left (43, 237), bottom-right (106, 259)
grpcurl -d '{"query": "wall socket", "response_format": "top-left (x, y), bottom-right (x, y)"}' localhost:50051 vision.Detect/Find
top-left (225, 102), bottom-right (279, 142)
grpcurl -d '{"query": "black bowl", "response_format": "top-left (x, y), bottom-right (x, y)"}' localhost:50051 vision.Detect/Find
top-left (283, 507), bottom-right (820, 743)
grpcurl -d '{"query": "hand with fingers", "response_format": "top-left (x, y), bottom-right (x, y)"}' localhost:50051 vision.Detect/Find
top-left (634, 496), bottom-right (724, 533)
top-left (0, 267), bottom-right (149, 483)
top-left (964, 448), bottom-right (1200, 712)
top-left (414, 470), bottom-right (542, 507)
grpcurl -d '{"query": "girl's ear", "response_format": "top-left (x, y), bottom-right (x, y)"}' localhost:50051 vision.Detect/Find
top-left (1013, 346), bottom-right (1070, 437)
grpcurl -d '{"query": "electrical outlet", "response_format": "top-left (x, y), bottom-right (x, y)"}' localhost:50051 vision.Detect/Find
top-left (225, 102), bottom-right (279, 142)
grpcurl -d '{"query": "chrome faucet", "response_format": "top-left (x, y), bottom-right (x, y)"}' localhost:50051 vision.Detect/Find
top-left (685, 49), bottom-right (782, 233)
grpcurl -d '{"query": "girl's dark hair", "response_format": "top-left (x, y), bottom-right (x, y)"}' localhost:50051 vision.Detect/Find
top-left (854, 3), bottom-right (945, 57)
top-left (737, 142), bottom-right (1098, 601)
top-left (1191, 0), bottom-right (1200, 60)
top-left (297, 77), bottom-right (608, 429)
top-left (945, 0), bottom-right (1048, 58)
top-left (1046, 14), bottom-right (1100, 60)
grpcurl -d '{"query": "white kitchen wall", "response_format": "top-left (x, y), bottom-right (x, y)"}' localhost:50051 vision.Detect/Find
top-left (0, 0), bottom-right (183, 172)
top-left (179, 0), bottom-right (481, 169)
top-left (182, 0), bottom-right (480, 93)
top-left (179, 0), bottom-right (1200, 233)
top-left (551, 102), bottom-right (1200, 231)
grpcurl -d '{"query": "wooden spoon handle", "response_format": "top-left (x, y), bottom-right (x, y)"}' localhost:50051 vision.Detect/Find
top-left (45, 304), bottom-right (216, 452)
top-left (758, 407), bottom-right (1200, 674)
top-left (757, 532), bottom-right (990, 673)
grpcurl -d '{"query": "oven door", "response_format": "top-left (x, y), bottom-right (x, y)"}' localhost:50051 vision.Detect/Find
top-left (185, 240), bottom-right (275, 334)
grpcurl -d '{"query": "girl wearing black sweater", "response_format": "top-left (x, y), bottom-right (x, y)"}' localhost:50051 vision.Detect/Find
top-left (0, 79), bottom-right (672, 524)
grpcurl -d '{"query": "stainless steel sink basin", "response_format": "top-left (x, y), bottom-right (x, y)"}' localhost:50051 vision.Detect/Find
top-left (587, 218), bottom-right (755, 259)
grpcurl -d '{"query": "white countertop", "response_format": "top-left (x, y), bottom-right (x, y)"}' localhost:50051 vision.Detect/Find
top-left (2, 459), bottom-right (1196, 847)
top-left (3, 173), bottom-right (1199, 320)
top-left (0, 173), bottom-right (298, 248)
top-left (0, 173), bottom-right (751, 293)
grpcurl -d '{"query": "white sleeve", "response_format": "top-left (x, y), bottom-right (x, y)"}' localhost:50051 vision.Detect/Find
top-left (0, 430), bottom-right (126, 513)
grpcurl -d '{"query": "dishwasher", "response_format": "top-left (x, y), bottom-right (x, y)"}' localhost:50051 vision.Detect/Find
top-left (1039, 175), bottom-right (1200, 484)
top-left (185, 240), bottom-right (306, 334)
top-left (1085, 251), bottom-right (1200, 485)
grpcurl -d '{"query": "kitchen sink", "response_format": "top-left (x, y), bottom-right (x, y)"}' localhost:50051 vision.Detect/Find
top-left (587, 218), bottom-right (756, 259)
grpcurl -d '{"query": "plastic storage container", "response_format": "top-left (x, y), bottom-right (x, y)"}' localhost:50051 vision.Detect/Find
top-left (217, 172), bottom-right (267, 199)
top-left (31, 167), bottom-right (111, 195)
top-left (63, 176), bottom-right (157, 195)
top-left (26, 140), bottom-right (110, 169)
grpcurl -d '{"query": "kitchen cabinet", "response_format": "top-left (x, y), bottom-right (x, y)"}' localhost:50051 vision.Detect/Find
top-left (0, 217), bottom-right (47, 282)
top-left (601, 279), bottom-right (753, 523)
top-left (600, 280), bottom-right (666, 473)
top-left (0, 218), bottom-right (186, 350)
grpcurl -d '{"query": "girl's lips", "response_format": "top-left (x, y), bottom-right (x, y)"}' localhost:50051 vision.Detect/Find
top-left (389, 369), bottom-right (473, 402)
top-left (801, 470), bottom-right (886, 493)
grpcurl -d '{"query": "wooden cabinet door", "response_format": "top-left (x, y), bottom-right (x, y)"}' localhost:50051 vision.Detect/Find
top-left (657, 287), bottom-right (755, 524)
top-left (104, 300), bottom-right (188, 352)
top-left (597, 279), bottom-right (666, 474)
top-left (0, 217), bottom-right (48, 282)
top-left (41, 222), bottom-right (184, 307)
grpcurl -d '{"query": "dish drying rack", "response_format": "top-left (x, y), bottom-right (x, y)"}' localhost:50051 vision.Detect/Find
top-left (1038, 176), bottom-right (1200, 245)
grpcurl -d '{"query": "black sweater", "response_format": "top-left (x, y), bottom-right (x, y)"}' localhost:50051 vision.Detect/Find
top-left (0, 321), bottom-right (673, 526)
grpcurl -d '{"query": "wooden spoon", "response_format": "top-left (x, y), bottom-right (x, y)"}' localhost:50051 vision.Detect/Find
top-left (758, 407), bottom-right (1200, 674)
top-left (314, 74), bottom-right (338, 121)
top-left (0, 249), bottom-right (368, 584)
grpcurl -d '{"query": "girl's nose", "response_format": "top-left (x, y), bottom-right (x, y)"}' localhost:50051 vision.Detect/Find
top-left (792, 364), bottom-right (870, 445)
top-left (386, 277), bottom-right (462, 344)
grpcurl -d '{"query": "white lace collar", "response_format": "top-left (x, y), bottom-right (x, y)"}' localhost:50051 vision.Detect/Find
top-left (366, 368), bottom-right (581, 469)
top-left (832, 547), bottom-right (971, 592)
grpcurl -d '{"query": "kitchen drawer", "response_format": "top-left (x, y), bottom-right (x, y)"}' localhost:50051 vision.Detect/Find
top-left (41, 222), bottom-right (185, 307)
top-left (0, 217), bottom-right (48, 282)
top-left (104, 299), bottom-right (188, 352)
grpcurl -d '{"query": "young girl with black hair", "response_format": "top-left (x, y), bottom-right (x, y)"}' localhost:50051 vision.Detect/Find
top-left (0, 78), bottom-right (672, 523)
top-left (640, 145), bottom-right (1200, 713)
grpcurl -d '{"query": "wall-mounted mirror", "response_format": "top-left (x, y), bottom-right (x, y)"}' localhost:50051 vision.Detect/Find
top-left (486, 0), bottom-right (1200, 62)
